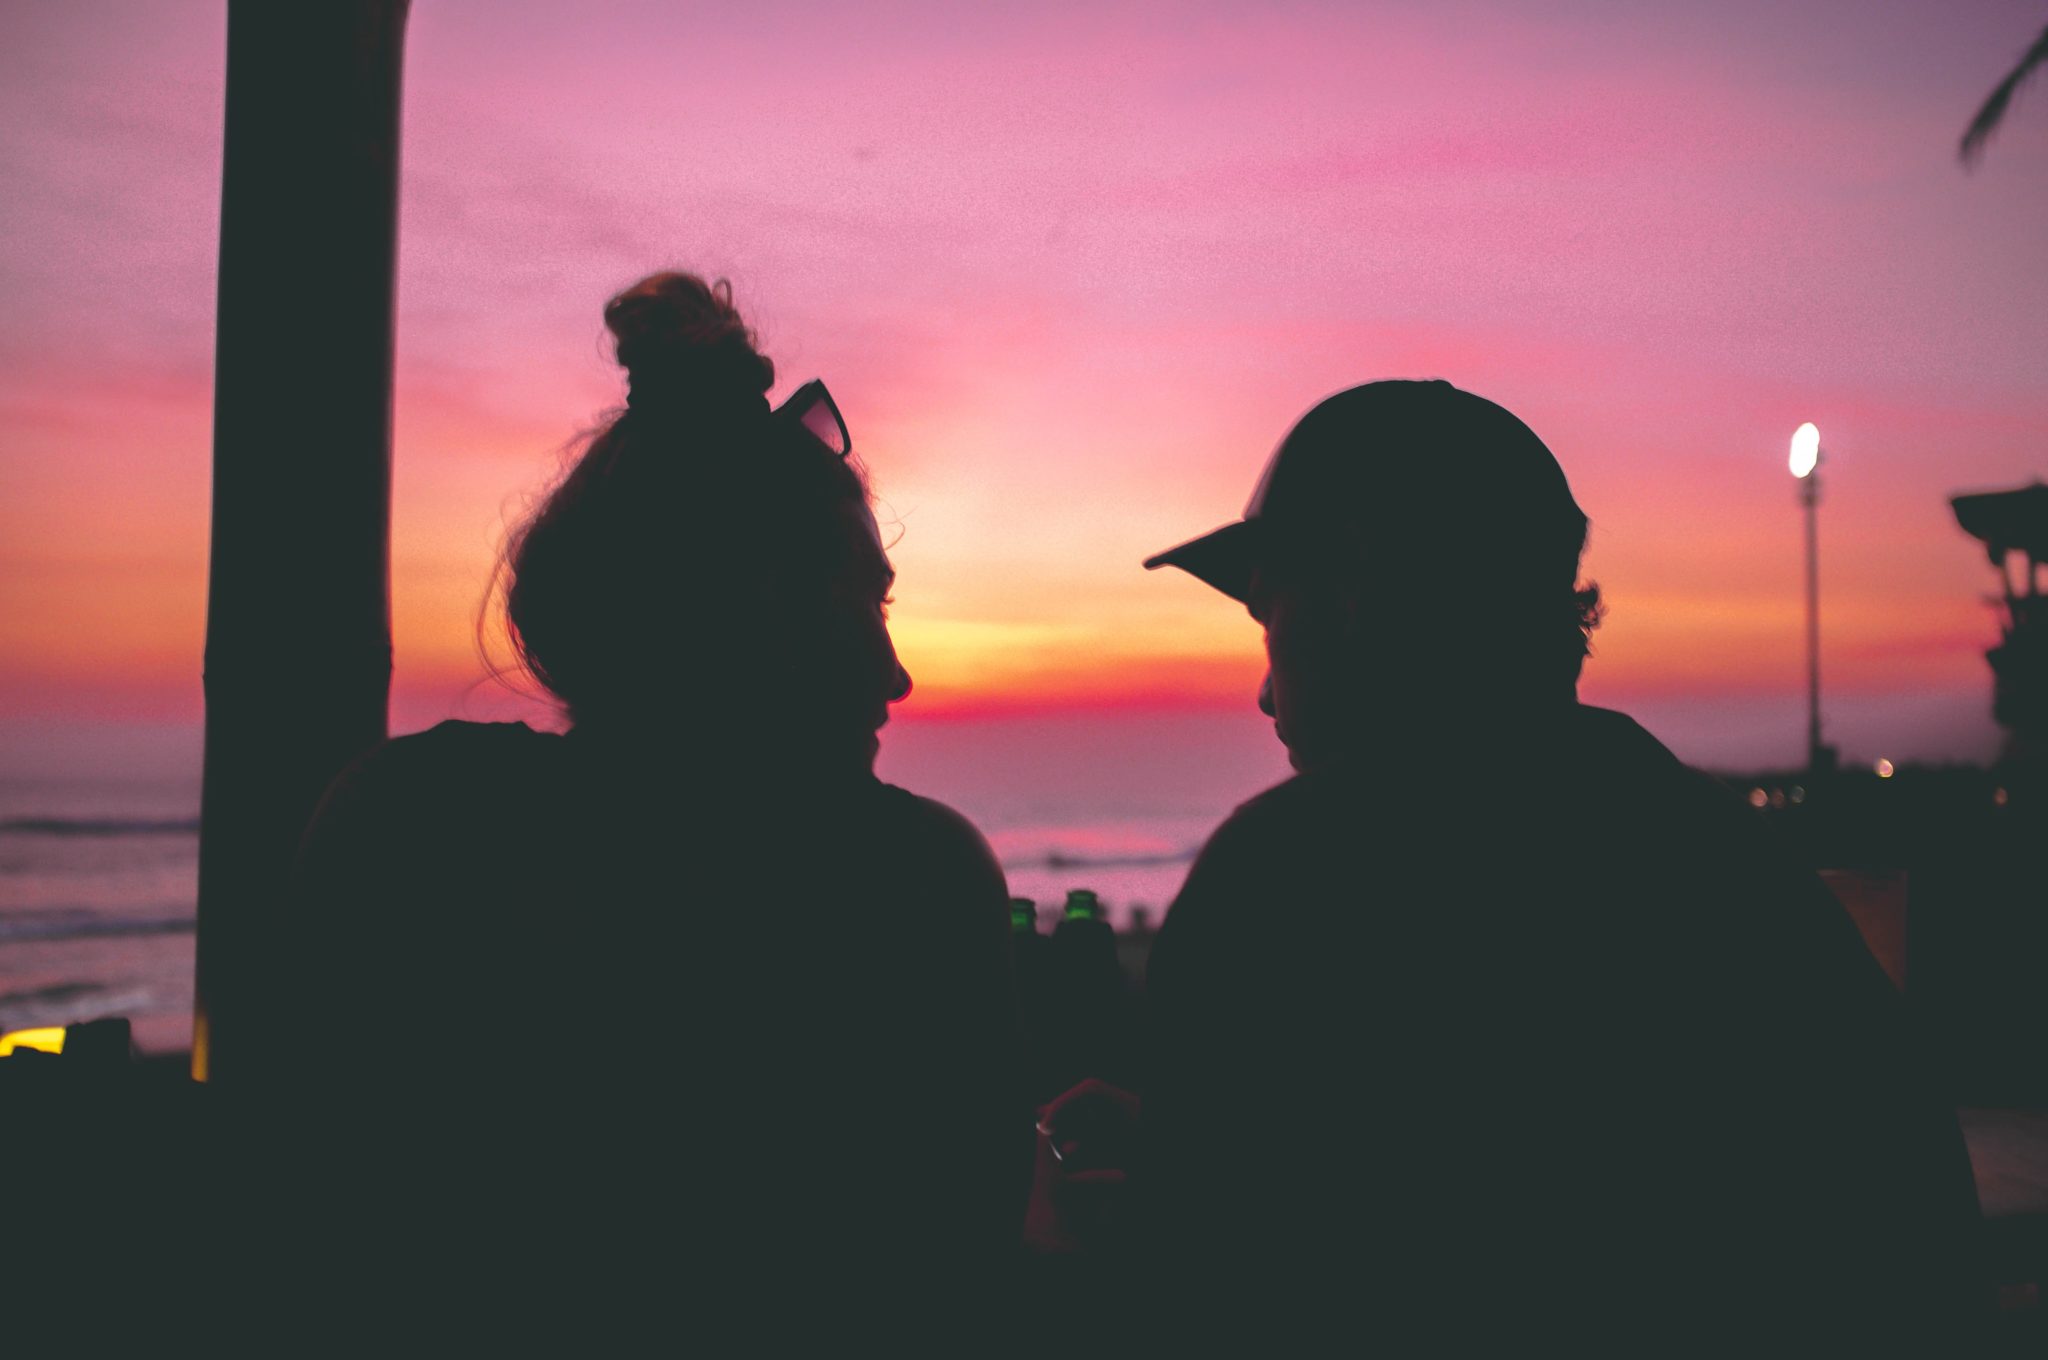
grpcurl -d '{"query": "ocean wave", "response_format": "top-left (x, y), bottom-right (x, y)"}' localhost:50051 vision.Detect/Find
top-left (0, 816), bottom-right (200, 837)
top-left (1000, 846), bottom-right (1197, 871)
top-left (0, 982), bottom-right (158, 1031)
top-left (0, 913), bottom-right (197, 943)
top-left (0, 979), bottom-right (117, 1009)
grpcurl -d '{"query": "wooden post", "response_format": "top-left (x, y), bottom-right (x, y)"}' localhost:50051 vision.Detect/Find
top-left (195, 0), bottom-right (411, 1086)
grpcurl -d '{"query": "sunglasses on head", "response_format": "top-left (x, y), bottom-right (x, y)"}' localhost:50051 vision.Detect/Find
top-left (774, 379), bottom-right (851, 460)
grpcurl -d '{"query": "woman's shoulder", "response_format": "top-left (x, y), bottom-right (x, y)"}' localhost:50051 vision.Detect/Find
top-left (867, 781), bottom-right (1004, 885)
top-left (347, 719), bottom-right (559, 777)
top-left (311, 721), bottom-right (564, 829)
top-left (871, 781), bottom-right (983, 838)
top-left (382, 718), bottom-right (560, 758)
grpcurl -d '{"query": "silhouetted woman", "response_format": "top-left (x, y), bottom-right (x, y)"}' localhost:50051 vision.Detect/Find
top-left (288, 274), bottom-right (1027, 1300)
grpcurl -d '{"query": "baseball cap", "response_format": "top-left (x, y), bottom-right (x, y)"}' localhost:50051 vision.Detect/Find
top-left (1142, 380), bottom-right (1587, 603)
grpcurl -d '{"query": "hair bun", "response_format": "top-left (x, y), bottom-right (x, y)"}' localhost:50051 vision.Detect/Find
top-left (605, 272), bottom-right (775, 414)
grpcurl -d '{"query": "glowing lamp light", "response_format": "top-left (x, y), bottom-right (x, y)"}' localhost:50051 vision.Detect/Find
top-left (1790, 422), bottom-right (1820, 479)
top-left (0, 1026), bottom-right (66, 1057)
top-left (1875, 758), bottom-right (1895, 779)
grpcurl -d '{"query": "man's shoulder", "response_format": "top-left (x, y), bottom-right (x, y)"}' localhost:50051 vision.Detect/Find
top-left (1227, 771), bottom-right (1321, 822)
top-left (1567, 703), bottom-right (1683, 766)
top-left (1566, 704), bottom-right (1752, 816)
top-left (1180, 705), bottom-right (1746, 877)
top-left (1169, 775), bottom-right (1328, 910)
top-left (1207, 773), bottom-right (1323, 849)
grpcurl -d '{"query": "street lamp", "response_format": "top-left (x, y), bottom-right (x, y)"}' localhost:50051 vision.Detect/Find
top-left (1790, 422), bottom-right (1834, 774)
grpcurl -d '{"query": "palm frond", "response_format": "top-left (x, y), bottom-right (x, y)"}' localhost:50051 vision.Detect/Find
top-left (1961, 23), bottom-right (2048, 168)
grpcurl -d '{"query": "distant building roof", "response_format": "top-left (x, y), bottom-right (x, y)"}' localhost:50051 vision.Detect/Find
top-left (1953, 482), bottom-right (2048, 559)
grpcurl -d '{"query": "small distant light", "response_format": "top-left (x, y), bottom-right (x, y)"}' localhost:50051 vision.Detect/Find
top-left (1770, 789), bottom-right (1788, 809)
top-left (0, 1026), bottom-right (66, 1057)
top-left (1994, 787), bottom-right (2010, 807)
top-left (1748, 788), bottom-right (1769, 809)
top-left (1874, 758), bottom-right (1895, 779)
top-left (1789, 786), bottom-right (1806, 804)
top-left (1790, 422), bottom-right (1821, 478)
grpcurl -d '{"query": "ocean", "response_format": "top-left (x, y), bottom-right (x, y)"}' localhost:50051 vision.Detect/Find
top-left (0, 712), bottom-right (1292, 1055)
top-left (0, 723), bottom-right (207, 1054)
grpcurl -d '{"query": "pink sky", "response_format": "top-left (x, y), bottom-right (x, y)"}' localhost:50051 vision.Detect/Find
top-left (6, 0), bottom-right (2048, 774)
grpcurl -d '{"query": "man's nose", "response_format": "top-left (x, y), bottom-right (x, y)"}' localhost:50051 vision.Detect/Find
top-left (1257, 670), bottom-right (1275, 717)
top-left (890, 659), bottom-right (913, 703)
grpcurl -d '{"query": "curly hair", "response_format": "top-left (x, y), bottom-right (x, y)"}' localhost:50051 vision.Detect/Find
top-left (497, 272), bottom-right (869, 724)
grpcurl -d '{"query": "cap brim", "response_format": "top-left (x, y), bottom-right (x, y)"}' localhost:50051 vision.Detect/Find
top-left (1142, 520), bottom-right (1261, 603)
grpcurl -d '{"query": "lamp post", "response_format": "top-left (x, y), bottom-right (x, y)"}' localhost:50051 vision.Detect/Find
top-left (1790, 422), bottom-right (1833, 774)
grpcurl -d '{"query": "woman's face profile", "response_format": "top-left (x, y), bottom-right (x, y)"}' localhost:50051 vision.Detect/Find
top-left (796, 498), bottom-right (912, 764)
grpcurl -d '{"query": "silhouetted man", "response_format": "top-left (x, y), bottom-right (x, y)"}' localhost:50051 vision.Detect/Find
top-left (1133, 381), bottom-right (1983, 1349)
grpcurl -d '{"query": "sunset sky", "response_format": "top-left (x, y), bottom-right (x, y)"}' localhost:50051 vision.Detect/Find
top-left (6, 0), bottom-right (2048, 777)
